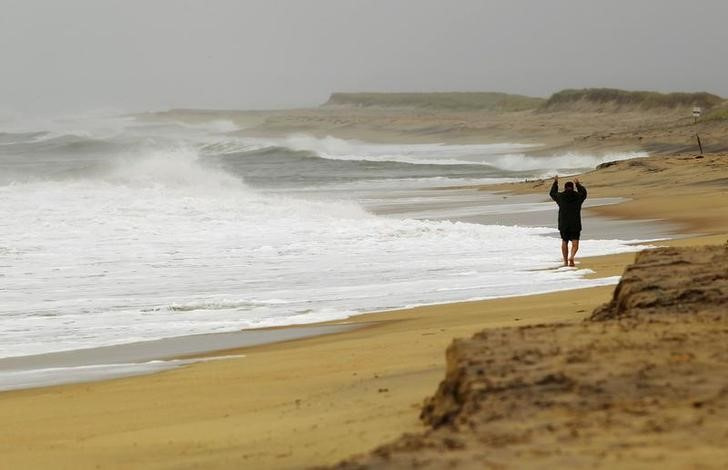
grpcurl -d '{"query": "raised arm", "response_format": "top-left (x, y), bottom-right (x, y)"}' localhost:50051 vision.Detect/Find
top-left (549, 176), bottom-right (559, 202)
top-left (575, 178), bottom-right (587, 201)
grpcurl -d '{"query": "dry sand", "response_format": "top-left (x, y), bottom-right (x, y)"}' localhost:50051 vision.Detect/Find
top-left (2, 106), bottom-right (728, 469)
top-left (477, 153), bottom-right (728, 235)
top-left (150, 105), bottom-right (728, 153)
top-left (330, 244), bottom-right (728, 469)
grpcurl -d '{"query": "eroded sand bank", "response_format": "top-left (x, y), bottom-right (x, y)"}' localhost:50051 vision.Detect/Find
top-left (329, 244), bottom-right (728, 469)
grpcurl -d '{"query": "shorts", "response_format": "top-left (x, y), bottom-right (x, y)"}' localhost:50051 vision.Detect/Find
top-left (559, 230), bottom-right (581, 242)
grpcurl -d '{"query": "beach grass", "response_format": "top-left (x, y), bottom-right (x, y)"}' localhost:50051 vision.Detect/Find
top-left (702, 104), bottom-right (728, 121)
top-left (324, 92), bottom-right (545, 111)
top-left (543, 88), bottom-right (724, 111)
top-left (321, 88), bottom-right (726, 118)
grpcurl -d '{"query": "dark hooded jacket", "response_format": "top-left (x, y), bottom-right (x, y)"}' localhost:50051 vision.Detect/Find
top-left (550, 181), bottom-right (587, 231)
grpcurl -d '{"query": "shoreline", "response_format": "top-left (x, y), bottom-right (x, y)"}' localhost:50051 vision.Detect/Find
top-left (3, 235), bottom-right (725, 469)
top-left (0, 281), bottom-right (629, 469)
top-left (1, 150), bottom-right (726, 469)
top-left (1, 229), bottom-right (724, 468)
top-left (0, 193), bottom-right (675, 392)
top-left (0, 323), bottom-right (358, 392)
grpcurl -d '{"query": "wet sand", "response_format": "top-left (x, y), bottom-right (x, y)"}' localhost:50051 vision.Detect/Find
top-left (0, 324), bottom-right (356, 392)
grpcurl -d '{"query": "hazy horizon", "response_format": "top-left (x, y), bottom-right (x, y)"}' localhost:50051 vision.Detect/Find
top-left (2, 0), bottom-right (727, 115)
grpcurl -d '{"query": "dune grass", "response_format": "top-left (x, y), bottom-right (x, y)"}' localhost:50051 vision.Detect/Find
top-left (324, 89), bottom-right (724, 114)
top-left (323, 92), bottom-right (545, 111)
top-left (702, 105), bottom-right (728, 121)
top-left (543, 88), bottom-right (723, 111)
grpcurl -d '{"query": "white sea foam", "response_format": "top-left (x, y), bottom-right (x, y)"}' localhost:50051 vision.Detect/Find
top-left (175, 119), bottom-right (240, 134)
top-left (0, 144), bottom-right (651, 358)
top-left (484, 151), bottom-right (648, 172)
top-left (105, 145), bottom-right (244, 189)
top-left (0, 119), bottom-right (657, 363)
top-left (6, 113), bottom-right (138, 142)
top-left (0, 355), bottom-right (245, 392)
top-left (278, 135), bottom-right (539, 166)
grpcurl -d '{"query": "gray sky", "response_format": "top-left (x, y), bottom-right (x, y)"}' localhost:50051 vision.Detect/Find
top-left (2, 0), bottom-right (727, 114)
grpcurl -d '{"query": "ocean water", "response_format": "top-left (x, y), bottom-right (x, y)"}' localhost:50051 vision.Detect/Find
top-left (0, 115), bottom-right (650, 359)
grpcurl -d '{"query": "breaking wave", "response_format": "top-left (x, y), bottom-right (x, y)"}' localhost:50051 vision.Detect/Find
top-left (202, 134), bottom-right (647, 175)
top-left (0, 116), bottom-right (653, 359)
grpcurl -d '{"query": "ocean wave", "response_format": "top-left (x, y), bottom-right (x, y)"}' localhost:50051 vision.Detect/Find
top-left (0, 113), bottom-right (137, 141)
top-left (103, 146), bottom-right (246, 191)
top-left (208, 134), bottom-right (647, 173)
top-left (1, 124), bottom-right (647, 188)
top-left (171, 119), bottom-right (241, 134)
top-left (0, 154), bottom-right (651, 358)
top-left (0, 118), bottom-right (655, 360)
top-left (276, 134), bottom-right (537, 166)
top-left (151, 298), bottom-right (294, 313)
top-left (483, 151), bottom-right (648, 173)
top-left (0, 131), bottom-right (50, 145)
top-left (0, 133), bottom-right (114, 152)
top-left (0, 148), bottom-right (648, 356)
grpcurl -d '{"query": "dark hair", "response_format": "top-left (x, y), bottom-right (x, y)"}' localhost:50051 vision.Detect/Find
top-left (564, 181), bottom-right (574, 190)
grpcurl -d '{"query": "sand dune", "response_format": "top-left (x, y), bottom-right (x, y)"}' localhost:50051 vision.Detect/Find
top-left (150, 92), bottom-right (728, 154)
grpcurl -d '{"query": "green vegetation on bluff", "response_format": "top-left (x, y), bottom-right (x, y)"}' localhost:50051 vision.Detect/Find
top-left (543, 88), bottom-right (724, 110)
top-left (324, 92), bottom-right (545, 111)
top-left (702, 102), bottom-right (728, 121)
top-left (323, 88), bottom-right (726, 115)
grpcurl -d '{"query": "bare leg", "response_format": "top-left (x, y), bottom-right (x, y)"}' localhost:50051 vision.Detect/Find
top-left (569, 240), bottom-right (580, 266)
top-left (561, 240), bottom-right (569, 266)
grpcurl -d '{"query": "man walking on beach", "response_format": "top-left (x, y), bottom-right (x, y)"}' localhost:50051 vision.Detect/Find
top-left (550, 175), bottom-right (587, 267)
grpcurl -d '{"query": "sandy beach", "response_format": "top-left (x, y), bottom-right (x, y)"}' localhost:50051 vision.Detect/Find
top-left (149, 101), bottom-right (728, 154)
top-left (1, 141), bottom-right (727, 468)
top-left (1, 237), bottom-right (723, 470)
top-left (0, 284), bottom-right (620, 469)
top-left (3, 1), bottom-right (728, 467)
top-left (332, 243), bottom-right (728, 469)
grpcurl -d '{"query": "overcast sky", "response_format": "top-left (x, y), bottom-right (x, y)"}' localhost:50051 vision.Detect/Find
top-left (1, 0), bottom-right (727, 114)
